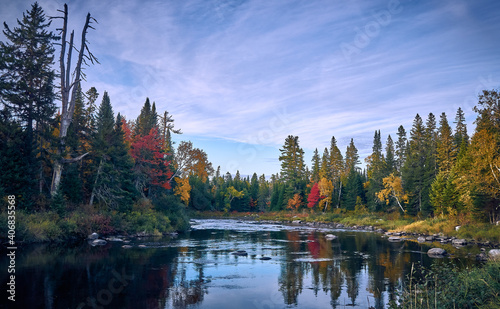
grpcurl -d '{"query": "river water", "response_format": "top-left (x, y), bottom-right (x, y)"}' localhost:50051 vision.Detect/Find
top-left (1, 219), bottom-right (481, 309)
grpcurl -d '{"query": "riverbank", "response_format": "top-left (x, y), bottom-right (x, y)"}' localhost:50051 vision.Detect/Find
top-left (0, 201), bottom-right (190, 244)
top-left (194, 210), bottom-right (500, 247)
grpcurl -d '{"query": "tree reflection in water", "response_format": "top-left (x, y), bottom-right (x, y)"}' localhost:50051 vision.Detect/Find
top-left (2, 220), bottom-right (479, 309)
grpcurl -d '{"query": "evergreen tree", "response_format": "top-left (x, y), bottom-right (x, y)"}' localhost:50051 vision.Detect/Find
top-left (365, 131), bottom-right (385, 211)
top-left (135, 98), bottom-right (157, 136)
top-left (311, 148), bottom-right (320, 182)
top-left (279, 135), bottom-right (305, 185)
top-left (436, 112), bottom-right (455, 173)
top-left (453, 107), bottom-right (469, 154)
top-left (319, 148), bottom-right (330, 180)
top-left (344, 138), bottom-right (359, 173)
top-left (395, 125), bottom-right (407, 173)
top-left (0, 3), bottom-right (58, 206)
top-left (329, 136), bottom-right (344, 208)
top-left (385, 135), bottom-right (396, 175)
top-left (402, 114), bottom-right (426, 215)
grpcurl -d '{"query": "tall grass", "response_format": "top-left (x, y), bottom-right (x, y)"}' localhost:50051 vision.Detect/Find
top-left (393, 260), bottom-right (500, 309)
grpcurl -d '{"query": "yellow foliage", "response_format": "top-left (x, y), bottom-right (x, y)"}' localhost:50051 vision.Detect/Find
top-left (174, 177), bottom-right (191, 205)
top-left (318, 177), bottom-right (333, 211)
top-left (377, 173), bottom-right (408, 212)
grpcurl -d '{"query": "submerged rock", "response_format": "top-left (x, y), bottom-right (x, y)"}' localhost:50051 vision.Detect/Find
top-left (260, 257), bottom-right (272, 261)
top-left (388, 236), bottom-right (402, 242)
top-left (232, 251), bottom-right (248, 256)
top-left (91, 239), bottom-right (107, 246)
top-left (122, 245), bottom-right (133, 249)
top-left (427, 248), bottom-right (447, 257)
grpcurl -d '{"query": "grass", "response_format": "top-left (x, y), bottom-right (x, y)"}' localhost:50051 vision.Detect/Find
top-left (0, 199), bottom-right (189, 243)
top-left (393, 259), bottom-right (500, 308)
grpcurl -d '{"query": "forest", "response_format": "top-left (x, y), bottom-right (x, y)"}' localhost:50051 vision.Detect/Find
top-left (1, 3), bottom-right (500, 242)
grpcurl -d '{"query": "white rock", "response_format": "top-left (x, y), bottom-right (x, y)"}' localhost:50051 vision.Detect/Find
top-left (488, 249), bottom-right (500, 260)
top-left (427, 248), bottom-right (447, 257)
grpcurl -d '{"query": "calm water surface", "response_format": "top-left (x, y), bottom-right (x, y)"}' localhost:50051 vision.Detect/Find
top-left (1, 219), bottom-right (480, 309)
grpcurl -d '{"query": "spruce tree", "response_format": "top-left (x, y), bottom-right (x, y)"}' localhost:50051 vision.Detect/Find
top-left (453, 107), bottom-right (469, 154)
top-left (311, 148), bottom-right (320, 182)
top-left (436, 113), bottom-right (455, 173)
top-left (0, 3), bottom-right (58, 206)
top-left (385, 135), bottom-right (396, 175)
top-left (395, 125), bottom-right (407, 173)
top-left (319, 148), bottom-right (330, 180)
top-left (279, 135), bottom-right (305, 185)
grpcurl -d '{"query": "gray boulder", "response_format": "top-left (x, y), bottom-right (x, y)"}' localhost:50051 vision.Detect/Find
top-left (417, 237), bottom-right (426, 243)
top-left (452, 239), bottom-right (467, 246)
top-left (88, 233), bottom-right (99, 240)
top-left (427, 248), bottom-right (447, 257)
top-left (388, 236), bottom-right (401, 242)
top-left (91, 239), bottom-right (107, 246)
top-left (488, 249), bottom-right (500, 260)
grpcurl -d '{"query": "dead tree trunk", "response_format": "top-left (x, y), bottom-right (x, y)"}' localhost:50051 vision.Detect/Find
top-left (50, 4), bottom-right (98, 195)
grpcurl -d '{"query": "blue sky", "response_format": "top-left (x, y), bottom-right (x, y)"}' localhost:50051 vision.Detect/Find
top-left (2, 0), bottom-right (500, 177)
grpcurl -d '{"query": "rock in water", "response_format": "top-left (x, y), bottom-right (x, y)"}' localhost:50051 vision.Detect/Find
top-left (260, 257), bottom-right (272, 260)
top-left (452, 239), bottom-right (467, 246)
top-left (122, 245), bottom-right (133, 249)
top-left (427, 248), bottom-right (446, 257)
top-left (388, 236), bottom-right (401, 242)
top-left (325, 234), bottom-right (337, 240)
top-left (417, 237), bottom-right (426, 243)
top-left (488, 249), bottom-right (500, 260)
top-left (91, 239), bottom-right (107, 246)
top-left (88, 233), bottom-right (99, 240)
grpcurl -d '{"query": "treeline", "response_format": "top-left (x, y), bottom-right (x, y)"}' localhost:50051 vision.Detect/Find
top-left (2, 4), bottom-right (499, 238)
top-left (178, 92), bottom-right (500, 228)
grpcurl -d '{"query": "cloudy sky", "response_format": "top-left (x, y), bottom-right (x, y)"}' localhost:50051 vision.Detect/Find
top-left (2, 0), bottom-right (500, 176)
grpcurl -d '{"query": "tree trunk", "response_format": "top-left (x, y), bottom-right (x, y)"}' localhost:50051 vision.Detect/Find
top-left (89, 158), bottom-right (103, 206)
top-left (50, 5), bottom-right (97, 195)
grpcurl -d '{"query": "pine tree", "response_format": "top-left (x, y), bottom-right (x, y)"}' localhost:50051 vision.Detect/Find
top-left (365, 131), bottom-right (385, 211)
top-left (385, 135), bottom-right (396, 175)
top-left (0, 3), bottom-right (58, 206)
top-left (436, 112), bottom-right (455, 173)
top-left (329, 136), bottom-right (344, 208)
top-left (311, 148), bottom-right (320, 182)
top-left (453, 107), bottom-right (469, 154)
top-left (402, 114), bottom-right (426, 215)
top-left (135, 98), bottom-right (158, 136)
top-left (319, 148), bottom-right (330, 180)
top-left (395, 125), bottom-right (407, 173)
top-left (345, 138), bottom-right (359, 173)
top-left (279, 135), bottom-right (305, 185)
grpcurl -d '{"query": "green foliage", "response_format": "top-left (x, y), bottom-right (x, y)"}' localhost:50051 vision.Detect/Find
top-left (395, 260), bottom-right (500, 309)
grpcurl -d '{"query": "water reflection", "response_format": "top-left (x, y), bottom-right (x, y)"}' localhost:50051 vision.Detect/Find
top-left (0, 219), bottom-right (479, 309)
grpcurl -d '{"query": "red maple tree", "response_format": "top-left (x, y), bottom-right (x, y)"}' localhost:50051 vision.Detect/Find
top-left (307, 183), bottom-right (320, 208)
top-left (130, 127), bottom-right (172, 191)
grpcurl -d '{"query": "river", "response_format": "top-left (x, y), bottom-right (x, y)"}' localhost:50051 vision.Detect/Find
top-left (1, 219), bottom-right (481, 309)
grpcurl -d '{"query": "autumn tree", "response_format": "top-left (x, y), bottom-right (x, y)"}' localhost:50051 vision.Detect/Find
top-left (377, 173), bottom-right (408, 212)
top-left (318, 178), bottom-right (333, 212)
top-left (287, 193), bottom-right (303, 211)
top-left (307, 183), bottom-right (320, 209)
top-left (174, 177), bottom-right (191, 205)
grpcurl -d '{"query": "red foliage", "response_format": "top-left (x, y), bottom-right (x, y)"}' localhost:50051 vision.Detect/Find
top-left (131, 128), bottom-right (172, 190)
top-left (307, 183), bottom-right (320, 208)
top-left (121, 117), bottom-right (134, 146)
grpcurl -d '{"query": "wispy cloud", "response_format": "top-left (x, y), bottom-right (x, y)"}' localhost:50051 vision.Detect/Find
top-left (2, 0), bottom-right (500, 175)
